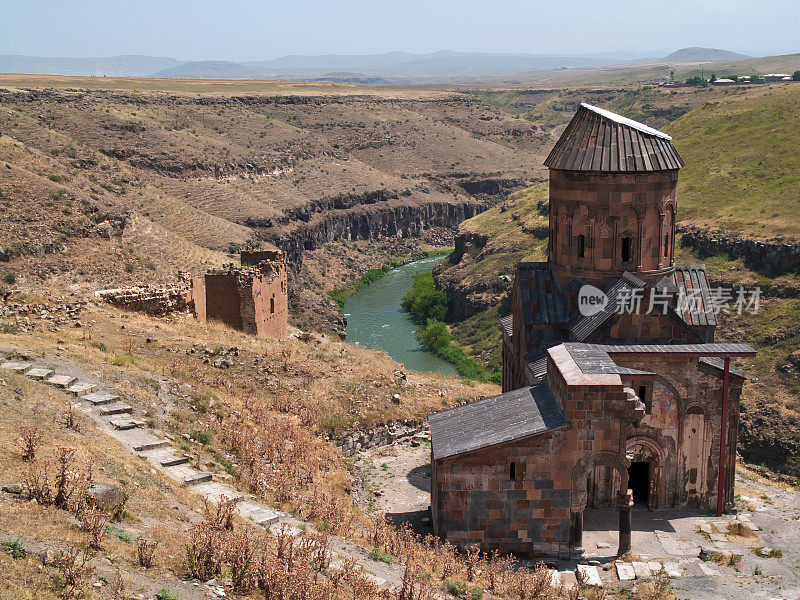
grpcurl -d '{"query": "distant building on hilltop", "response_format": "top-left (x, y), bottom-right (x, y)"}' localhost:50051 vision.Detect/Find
top-left (428, 103), bottom-right (755, 559)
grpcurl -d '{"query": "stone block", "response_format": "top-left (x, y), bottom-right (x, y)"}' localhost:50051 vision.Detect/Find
top-left (185, 473), bottom-right (213, 486)
top-left (616, 563), bottom-right (636, 581)
top-left (631, 561), bottom-right (651, 578)
top-left (99, 402), bottom-right (132, 416)
top-left (46, 374), bottom-right (77, 388)
top-left (27, 367), bottom-right (54, 380)
top-left (67, 382), bottom-right (97, 396)
top-left (82, 391), bottom-right (119, 405)
top-left (1, 361), bottom-right (32, 372)
top-left (577, 565), bottom-right (603, 587)
top-left (133, 440), bottom-right (169, 452)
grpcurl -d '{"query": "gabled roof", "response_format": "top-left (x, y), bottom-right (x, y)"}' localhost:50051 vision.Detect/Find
top-left (544, 103), bottom-right (684, 172)
top-left (568, 272), bottom-right (647, 341)
top-left (429, 384), bottom-right (566, 460)
top-left (499, 315), bottom-right (514, 338)
top-left (672, 264), bottom-right (718, 327)
top-left (517, 262), bottom-right (569, 326)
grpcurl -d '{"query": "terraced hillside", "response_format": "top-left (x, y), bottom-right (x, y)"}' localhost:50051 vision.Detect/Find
top-left (0, 76), bottom-right (554, 331)
top-left (437, 83), bottom-right (800, 474)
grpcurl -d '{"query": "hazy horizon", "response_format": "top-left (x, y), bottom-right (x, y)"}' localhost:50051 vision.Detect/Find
top-left (2, 0), bottom-right (798, 62)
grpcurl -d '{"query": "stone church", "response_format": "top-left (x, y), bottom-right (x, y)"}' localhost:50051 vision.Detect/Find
top-left (429, 103), bottom-right (755, 558)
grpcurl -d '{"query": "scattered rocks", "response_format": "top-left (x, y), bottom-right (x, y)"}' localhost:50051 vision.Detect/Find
top-left (3, 483), bottom-right (23, 494)
top-left (85, 481), bottom-right (126, 512)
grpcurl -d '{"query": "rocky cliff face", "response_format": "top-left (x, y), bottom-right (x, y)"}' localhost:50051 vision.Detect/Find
top-left (276, 198), bottom-right (490, 269)
top-left (679, 225), bottom-right (800, 277)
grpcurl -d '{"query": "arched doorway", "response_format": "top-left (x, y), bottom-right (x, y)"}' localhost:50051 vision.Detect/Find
top-left (570, 452), bottom-right (631, 557)
top-left (625, 436), bottom-right (665, 508)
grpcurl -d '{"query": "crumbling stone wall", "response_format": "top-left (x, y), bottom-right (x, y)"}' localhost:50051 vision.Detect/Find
top-left (95, 283), bottom-right (189, 315)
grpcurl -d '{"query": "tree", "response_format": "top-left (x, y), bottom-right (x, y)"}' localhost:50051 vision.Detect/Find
top-left (401, 271), bottom-right (449, 323)
top-left (793, 70), bottom-right (800, 81)
top-left (415, 319), bottom-right (451, 352)
top-left (710, 73), bottom-right (717, 83)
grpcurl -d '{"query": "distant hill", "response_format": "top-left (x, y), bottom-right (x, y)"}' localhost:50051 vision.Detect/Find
top-left (0, 51), bottom-right (634, 81)
top-left (152, 51), bottom-right (626, 80)
top-left (0, 54), bottom-right (181, 76)
top-left (662, 47), bottom-right (751, 62)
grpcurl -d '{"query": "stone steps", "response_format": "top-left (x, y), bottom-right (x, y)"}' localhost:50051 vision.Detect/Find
top-left (99, 402), bottom-right (133, 416)
top-left (46, 374), bottom-right (77, 388)
top-left (184, 472), bottom-right (213, 486)
top-left (109, 418), bottom-right (145, 430)
top-left (26, 367), bottom-right (55, 380)
top-left (1, 361), bottom-right (32, 373)
top-left (82, 391), bottom-right (120, 405)
top-left (11, 360), bottom-right (290, 548)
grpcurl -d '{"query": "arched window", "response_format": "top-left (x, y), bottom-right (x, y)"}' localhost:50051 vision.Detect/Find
top-left (577, 234), bottom-right (585, 259)
top-left (621, 237), bottom-right (632, 262)
top-left (510, 462), bottom-right (516, 481)
top-left (270, 296), bottom-right (275, 314)
top-left (663, 233), bottom-right (670, 257)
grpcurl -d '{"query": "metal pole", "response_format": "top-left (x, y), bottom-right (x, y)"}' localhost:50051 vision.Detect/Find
top-left (717, 356), bottom-right (730, 516)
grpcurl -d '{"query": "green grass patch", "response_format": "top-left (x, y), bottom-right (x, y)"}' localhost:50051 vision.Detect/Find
top-left (369, 547), bottom-right (394, 564)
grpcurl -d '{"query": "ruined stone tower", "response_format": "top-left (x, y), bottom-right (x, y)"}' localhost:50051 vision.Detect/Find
top-left (190, 250), bottom-right (288, 338)
top-left (544, 103), bottom-right (684, 291)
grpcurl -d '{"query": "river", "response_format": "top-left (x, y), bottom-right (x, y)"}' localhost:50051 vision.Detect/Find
top-left (344, 255), bottom-right (456, 376)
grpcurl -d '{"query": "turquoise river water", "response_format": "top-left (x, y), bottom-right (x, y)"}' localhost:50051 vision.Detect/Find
top-left (344, 255), bottom-right (456, 376)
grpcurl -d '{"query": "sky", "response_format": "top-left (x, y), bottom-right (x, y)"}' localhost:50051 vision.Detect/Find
top-left (2, 0), bottom-right (799, 60)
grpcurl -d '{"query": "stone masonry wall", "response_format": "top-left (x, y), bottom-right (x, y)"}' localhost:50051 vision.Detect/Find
top-left (433, 349), bottom-right (644, 557)
top-left (95, 283), bottom-right (189, 315)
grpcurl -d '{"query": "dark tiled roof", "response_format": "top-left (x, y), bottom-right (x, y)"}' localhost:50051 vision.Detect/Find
top-left (560, 343), bottom-right (654, 377)
top-left (672, 264), bottom-right (718, 328)
top-left (699, 356), bottom-right (745, 380)
top-left (564, 342), bottom-right (756, 357)
top-left (517, 262), bottom-right (569, 325)
top-left (429, 384), bottom-right (566, 460)
top-left (568, 272), bottom-right (647, 341)
top-left (500, 315), bottom-right (513, 338)
top-left (525, 355), bottom-right (548, 383)
top-left (544, 103), bottom-right (684, 173)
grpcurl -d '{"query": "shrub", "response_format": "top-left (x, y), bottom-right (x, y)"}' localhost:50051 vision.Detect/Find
top-left (79, 507), bottom-right (110, 549)
top-left (4, 272), bottom-right (16, 284)
top-left (157, 588), bottom-right (178, 600)
top-left (445, 579), bottom-right (468, 597)
top-left (2, 538), bottom-right (25, 559)
top-left (53, 546), bottom-right (94, 600)
top-left (137, 537), bottom-right (159, 568)
top-left (416, 319), bottom-right (451, 352)
top-left (192, 430), bottom-right (212, 445)
top-left (18, 425), bottom-right (42, 461)
top-left (402, 271), bottom-right (449, 323)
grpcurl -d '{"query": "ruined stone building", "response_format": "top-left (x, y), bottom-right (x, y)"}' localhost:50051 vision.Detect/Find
top-left (429, 104), bottom-right (755, 558)
top-left (190, 249), bottom-right (288, 338)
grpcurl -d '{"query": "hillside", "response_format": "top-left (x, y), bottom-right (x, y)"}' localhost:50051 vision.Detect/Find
top-left (0, 75), bottom-right (552, 334)
top-left (665, 84), bottom-right (800, 236)
top-left (662, 47), bottom-right (751, 62)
